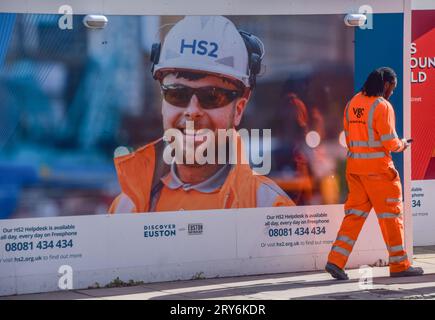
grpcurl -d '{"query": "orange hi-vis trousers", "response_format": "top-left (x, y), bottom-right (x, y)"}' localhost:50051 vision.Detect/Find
top-left (328, 168), bottom-right (410, 273)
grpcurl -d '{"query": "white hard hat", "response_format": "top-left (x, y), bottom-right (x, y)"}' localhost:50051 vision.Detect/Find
top-left (151, 16), bottom-right (264, 88)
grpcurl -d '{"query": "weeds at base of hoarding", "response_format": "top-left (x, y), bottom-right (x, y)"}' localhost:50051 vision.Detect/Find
top-left (369, 259), bottom-right (388, 267)
top-left (191, 272), bottom-right (206, 280)
top-left (87, 278), bottom-right (145, 289)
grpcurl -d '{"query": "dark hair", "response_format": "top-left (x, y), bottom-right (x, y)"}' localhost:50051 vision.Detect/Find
top-left (362, 67), bottom-right (397, 97)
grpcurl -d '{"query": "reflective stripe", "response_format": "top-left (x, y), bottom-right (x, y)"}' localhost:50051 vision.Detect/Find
top-left (377, 212), bottom-right (403, 219)
top-left (345, 209), bottom-right (369, 218)
top-left (380, 132), bottom-right (398, 141)
top-left (256, 182), bottom-right (290, 207)
top-left (386, 198), bottom-right (401, 203)
top-left (368, 98), bottom-right (383, 144)
top-left (345, 102), bottom-right (350, 124)
top-left (389, 254), bottom-right (408, 264)
top-left (388, 245), bottom-right (404, 253)
top-left (337, 235), bottom-right (356, 246)
top-left (114, 146), bottom-right (131, 158)
top-left (332, 246), bottom-right (350, 257)
top-left (349, 140), bottom-right (382, 147)
top-left (347, 151), bottom-right (386, 159)
top-left (114, 193), bottom-right (135, 214)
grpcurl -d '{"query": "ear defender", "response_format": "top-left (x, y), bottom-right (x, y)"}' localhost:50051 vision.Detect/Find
top-left (150, 43), bottom-right (161, 77)
top-left (239, 30), bottom-right (264, 88)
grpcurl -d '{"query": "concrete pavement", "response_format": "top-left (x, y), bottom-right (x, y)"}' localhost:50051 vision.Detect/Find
top-left (2, 246), bottom-right (435, 300)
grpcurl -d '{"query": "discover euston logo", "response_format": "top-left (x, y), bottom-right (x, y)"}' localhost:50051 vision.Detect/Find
top-left (144, 224), bottom-right (176, 238)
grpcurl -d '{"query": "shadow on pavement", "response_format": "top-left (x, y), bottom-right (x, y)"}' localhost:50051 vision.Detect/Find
top-left (79, 271), bottom-right (435, 300)
top-left (373, 273), bottom-right (435, 285)
top-left (146, 273), bottom-right (435, 300)
top-left (146, 278), bottom-right (361, 300)
top-left (299, 285), bottom-right (435, 300)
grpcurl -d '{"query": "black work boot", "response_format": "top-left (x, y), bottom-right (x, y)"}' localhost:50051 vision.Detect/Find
top-left (390, 266), bottom-right (424, 277)
top-left (325, 262), bottom-right (349, 280)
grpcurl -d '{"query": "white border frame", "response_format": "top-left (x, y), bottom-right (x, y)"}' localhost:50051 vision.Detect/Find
top-left (410, 0), bottom-right (435, 246)
top-left (0, 0), bottom-right (405, 15)
top-left (0, 0), bottom-right (415, 293)
top-left (412, 0), bottom-right (435, 10)
top-left (403, 0), bottom-right (413, 257)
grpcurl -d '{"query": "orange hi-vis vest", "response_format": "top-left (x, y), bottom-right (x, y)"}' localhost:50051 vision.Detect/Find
top-left (344, 92), bottom-right (405, 174)
top-left (109, 138), bottom-right (294, 213)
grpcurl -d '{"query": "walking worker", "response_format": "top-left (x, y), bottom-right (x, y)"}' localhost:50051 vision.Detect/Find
top-left (325, 67), bottom-right (424, 279)
top-left (109, 16), bottom-right (294, 214)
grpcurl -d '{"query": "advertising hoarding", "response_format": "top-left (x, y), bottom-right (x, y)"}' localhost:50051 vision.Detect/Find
top-left (0, 0), bottom-right (411, 295)
top-left (411, 1), bottom-right (435, 246)
top-left (1, 206), bottom-right (388, 295)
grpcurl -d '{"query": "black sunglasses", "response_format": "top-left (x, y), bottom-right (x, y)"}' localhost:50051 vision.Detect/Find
top-left (161, 84), bottom-right (242, 109)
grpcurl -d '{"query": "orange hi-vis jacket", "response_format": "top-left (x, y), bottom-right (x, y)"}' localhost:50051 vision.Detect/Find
top-left (327, 92), bottom-right (410, 273)
top-left (344, 92), bottom-right (405, 174)
top-left (109, 138), bottom-right (294, 213)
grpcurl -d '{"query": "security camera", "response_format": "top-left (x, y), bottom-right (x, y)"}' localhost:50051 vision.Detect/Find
top-left (83, 15), bottom-right (108, 29)
top-left (344, 14), bottom-right (367, 27)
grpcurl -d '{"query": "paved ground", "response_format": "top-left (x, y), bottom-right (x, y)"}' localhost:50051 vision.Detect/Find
top-left (2, 246), bottom-right (435, 300)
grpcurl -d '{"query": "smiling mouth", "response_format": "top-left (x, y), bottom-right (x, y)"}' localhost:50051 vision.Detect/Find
top-left (178, 127), bottom-right (210, 142)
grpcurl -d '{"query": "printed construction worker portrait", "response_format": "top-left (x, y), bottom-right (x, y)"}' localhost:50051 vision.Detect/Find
top-left (108, 16), bottom-right (296, 213)
top-left (1, 14), bottom-right (356, 219)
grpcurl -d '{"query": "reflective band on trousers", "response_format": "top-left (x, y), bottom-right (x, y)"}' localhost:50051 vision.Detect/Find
top-left (377, 212), bottom-right (403, 219)
top-left (349, 140), bottom-right (382, 147)
top-left (389, 254), bottom-right (408, 263)
top-left (337, 235), bottom-right (356, 246)
top-left (388, 245), bottom-right (404, 253)
top-left (386, 198), bottom-right (401, 203)
top-left (381, 132), bottom-right (398, 141)
top-left (332, 246), bottom-right (350, 257)
top-left (345, 209), bottom-right (369, 218)
top-left (347, 151), bottom-right (386, 159)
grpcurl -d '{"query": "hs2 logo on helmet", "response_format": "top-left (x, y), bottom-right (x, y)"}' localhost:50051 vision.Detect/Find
top-left (353, 107), bottom-right (365, 118)
top-left (180, 39), bottom-right (219, 58)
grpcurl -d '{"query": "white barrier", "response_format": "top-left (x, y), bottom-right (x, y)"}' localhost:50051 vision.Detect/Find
top-left (0, 205), bottom-right (389, 296)
top-left (412, 180), bottom-right (435, 246)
